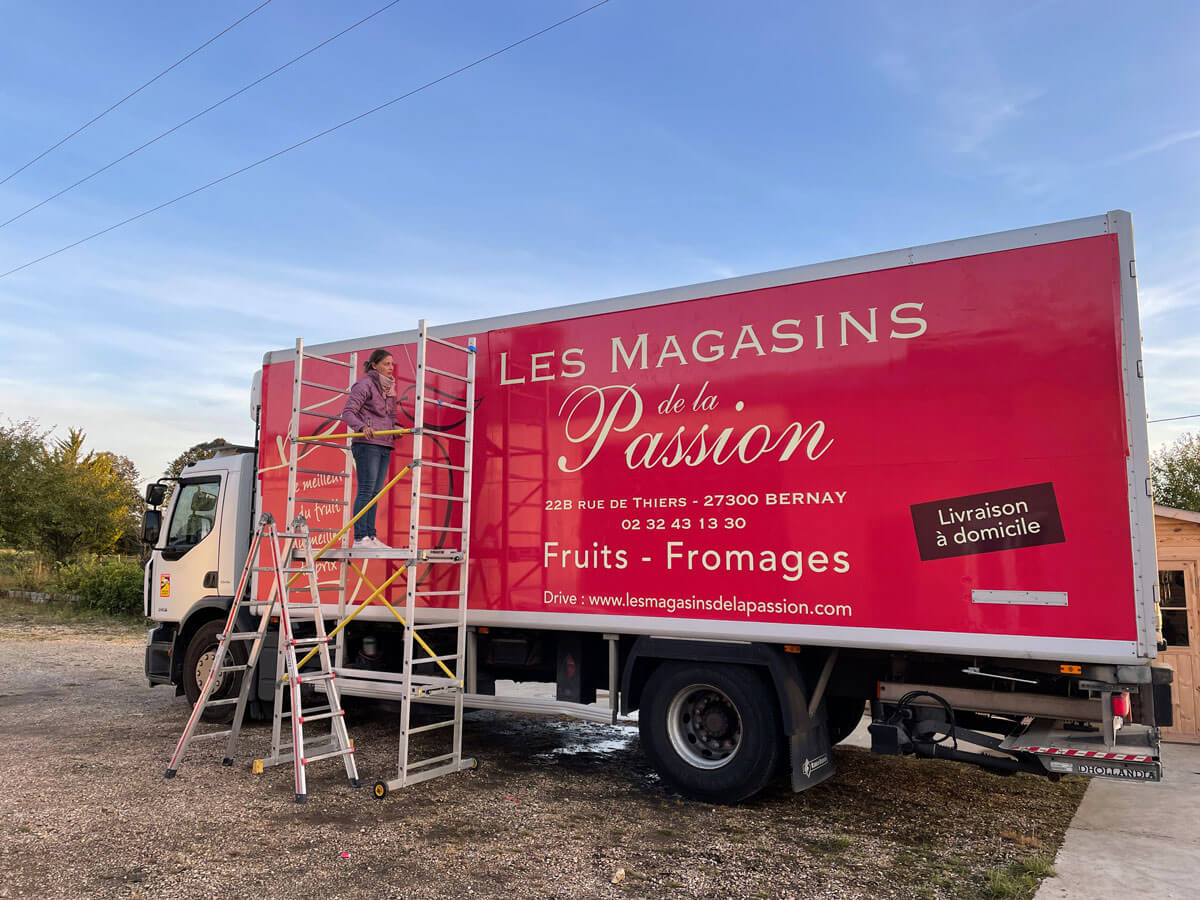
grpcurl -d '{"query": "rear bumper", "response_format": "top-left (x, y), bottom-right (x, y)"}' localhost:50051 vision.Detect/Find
top-left (145, 623), bottom-right (177, 686)
top-left (1003, 720), bottom-right (1162, 782)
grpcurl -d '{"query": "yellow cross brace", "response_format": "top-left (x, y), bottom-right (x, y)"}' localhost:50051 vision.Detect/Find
top-left (296, 428), bottom-right (413, 442)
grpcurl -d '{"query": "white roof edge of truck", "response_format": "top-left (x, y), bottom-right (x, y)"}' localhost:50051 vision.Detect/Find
top-left (261, 210), bottom-right (1127, 365)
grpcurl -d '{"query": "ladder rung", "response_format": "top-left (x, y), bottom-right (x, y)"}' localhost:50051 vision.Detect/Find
top-left (407, 751), bottom-right (456, 770)
top-left (250, 566), bottom-right (281, 573)
top-left (290, 585), bottom-right (341, 592)
top-left (298, 408), bottom-right (343, 417)
top-left (407, 719), bottom-right (456, 736)
top-left (419, 525), bottom-right (465, 533)
top-left (413, 590), bottom-right (460, 596)
top-left (295, 672), bottom-right (336, 684)
top-left (422, 364), bottom-right (469, 382)
top-left (411, 653), bottom-right (461, 665)
top-left (300, 379), bottom-right (350, 394)
top-left (295, 468), bottom-right (350, 478)
top-left (421, 396), bottom-right (467, 411)
top-left (425, 335), bottom-right (474, 353)
top-left (294, 497), bottom-right (348, 506)
top-left (301, 352), bottom-right (351, 368)
top-left (217, 664), bottom-right (252, 674)
top-left (420, 461), bottom-right (469, 472)
top-left (301, 746), bottom-right (354, 765)
top-left (204, 697), bottom-right (241, 707)
top-left (418, 492), bottom-right (466, 503)
top-left (425, 430), bottom-right (468, 443)
top-left (297, 709), bottom-right (346, 724)
top-left (281, 706), bottom-right (331, 719)
top-left (223, 631), bottom-right (263, 641)
top-left (290, 636), bottom-right (329, 647)
top-left (413, 622), bottom-right (462, 632)
top-left (190, 729), bottom-right (233, 741)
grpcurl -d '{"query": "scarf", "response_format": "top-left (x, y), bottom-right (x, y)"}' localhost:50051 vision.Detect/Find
top-left (377, 372), bottom-right (396, 398)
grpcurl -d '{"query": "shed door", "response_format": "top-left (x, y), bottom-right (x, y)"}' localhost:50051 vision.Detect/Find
top-left (1158, 562), bottom-right (1200, 742)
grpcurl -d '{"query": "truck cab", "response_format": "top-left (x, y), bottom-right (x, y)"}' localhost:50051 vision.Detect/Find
top-left (143, 447), bottom-right (255, 708)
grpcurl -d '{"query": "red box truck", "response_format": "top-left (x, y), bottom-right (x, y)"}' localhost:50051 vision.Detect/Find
top-left (144, 210), bottom-right (1172, 801)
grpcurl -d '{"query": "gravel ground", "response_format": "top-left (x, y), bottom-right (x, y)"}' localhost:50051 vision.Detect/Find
top-left (0, 614), bottom-right (1086, 899)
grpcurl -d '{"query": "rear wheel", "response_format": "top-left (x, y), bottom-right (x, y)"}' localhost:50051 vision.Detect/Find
top-left (183, 619), bottom-right (246, 723)
top-left (639, 662), bottom-right (781, 803)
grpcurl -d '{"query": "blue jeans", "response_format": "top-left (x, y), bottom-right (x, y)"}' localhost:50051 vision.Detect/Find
top-left (351, 443), bottom-right (392, 540)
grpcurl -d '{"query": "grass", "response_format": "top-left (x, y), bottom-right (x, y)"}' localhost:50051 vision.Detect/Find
top-left (0, 594), bottom-right (147, 635)
top-left (985, 854), bottom-right (1056, 899)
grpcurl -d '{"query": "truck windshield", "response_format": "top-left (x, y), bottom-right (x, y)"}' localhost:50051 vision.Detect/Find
top-left (165, 480), bottom-right (220, 552)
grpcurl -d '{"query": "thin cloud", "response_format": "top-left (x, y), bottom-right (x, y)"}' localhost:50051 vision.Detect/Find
top-left (1105, 128), bottom-right (1200, 166)
top-left (940, 86), bottom-right (1045, 155)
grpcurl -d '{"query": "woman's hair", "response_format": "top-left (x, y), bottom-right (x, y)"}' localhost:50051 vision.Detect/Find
top-left (363, 349), bottom-right (393, 373)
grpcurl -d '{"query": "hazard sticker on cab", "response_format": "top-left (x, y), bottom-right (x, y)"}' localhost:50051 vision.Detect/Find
top-left (159, 575), bottom-right (170, 598)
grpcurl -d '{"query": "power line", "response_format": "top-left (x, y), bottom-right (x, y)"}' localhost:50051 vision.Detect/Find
top-left (0, 0), bottom-right (614, 281)
top-left (0, 0), bottom-right (277, 186)
top-left (0, 0), bottom-right (407, 231)
top-left (1150, 414), bottom-right (1200, 423)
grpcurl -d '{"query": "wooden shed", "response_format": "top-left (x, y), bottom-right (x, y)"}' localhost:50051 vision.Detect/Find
top-left (1154, 505), bottom-right (1200, 743)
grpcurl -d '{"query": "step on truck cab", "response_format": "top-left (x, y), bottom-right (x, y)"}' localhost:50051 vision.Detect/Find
top-left (143, 211), bottom-right (1173, 802)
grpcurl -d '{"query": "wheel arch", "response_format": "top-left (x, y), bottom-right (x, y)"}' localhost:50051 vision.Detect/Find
top-left (171, 597), bottom-right (234, 690)
top-left (620, 637), bottom-right (808, 736)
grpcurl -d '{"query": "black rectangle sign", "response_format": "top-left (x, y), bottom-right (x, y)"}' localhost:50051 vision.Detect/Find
top-left (910, 482), bottom-right (1066, 561)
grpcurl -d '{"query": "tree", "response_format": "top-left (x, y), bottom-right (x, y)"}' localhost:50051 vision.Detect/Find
top-left (165, 438), bottom-right (230, 480)
top-left (162, 438), bottom-right (230, 502)
top-left (34, 429), bottom-right (144, 562)
top-left (0, 417), bottom-right (48, 548)
top-left (1151, 432), bottom-right (1200, 513)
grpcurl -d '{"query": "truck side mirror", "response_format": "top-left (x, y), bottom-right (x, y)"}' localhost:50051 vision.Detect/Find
top-left (142, 509), bottom-right (162, 545)
top-left (145, 482), bottom-right (168, 507)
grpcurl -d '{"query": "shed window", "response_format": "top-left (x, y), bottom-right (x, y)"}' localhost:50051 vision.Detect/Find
top-left (1158, 569), bottom-right (1189, 647)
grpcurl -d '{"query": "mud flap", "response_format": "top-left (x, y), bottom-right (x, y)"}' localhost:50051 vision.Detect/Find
top-left (764, 648), bottom-right (836, 792)
top-left (790, 719), bottom-right (836, 791)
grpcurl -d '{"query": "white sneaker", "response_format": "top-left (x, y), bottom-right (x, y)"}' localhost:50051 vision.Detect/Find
top-left (353, 537), bottom-right (375, 550)
top-left (367, 536), bottom-right (391, 550)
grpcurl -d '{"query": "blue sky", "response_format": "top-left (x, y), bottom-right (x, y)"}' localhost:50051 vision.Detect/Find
top-left (0, 0), bottom-right (1197, 482)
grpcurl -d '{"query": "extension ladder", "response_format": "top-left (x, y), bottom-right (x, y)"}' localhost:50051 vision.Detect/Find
top-left (286, 320), bottom-right (478, 798)
top-left (164, 515), bottom-right (359, 802)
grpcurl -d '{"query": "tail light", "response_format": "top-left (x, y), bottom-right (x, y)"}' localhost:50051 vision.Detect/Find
top-left (1112, 692), bottom-right (1131, 718)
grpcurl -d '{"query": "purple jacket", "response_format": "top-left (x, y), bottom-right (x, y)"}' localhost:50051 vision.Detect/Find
top-left (342, 372), bottom-right (398, 446)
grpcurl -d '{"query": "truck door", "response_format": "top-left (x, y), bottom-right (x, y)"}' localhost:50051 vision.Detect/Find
top-left (151, 476), bottom-right (223, 619)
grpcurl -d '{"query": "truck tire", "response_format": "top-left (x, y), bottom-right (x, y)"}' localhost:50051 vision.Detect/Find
top-left (183, 619), bottom-right (247, 723)
top-left (826, 697), bottom-right (867, 745)
top-left (639, 662), bottom-right (781, 803)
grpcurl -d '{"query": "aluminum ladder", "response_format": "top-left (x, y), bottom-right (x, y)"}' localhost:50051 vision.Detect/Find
top-left (164, 515), bottom-right (360, 802)
top-left (250, 516), bottom-right (360, 801)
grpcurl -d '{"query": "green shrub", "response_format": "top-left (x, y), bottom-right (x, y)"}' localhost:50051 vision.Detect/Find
top-left (0, 549), bottom-right (53, 591)
top-left (57, 557), bottom-right (144, 616)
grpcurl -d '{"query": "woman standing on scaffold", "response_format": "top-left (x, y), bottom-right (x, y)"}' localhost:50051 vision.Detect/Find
top-left (342, 349), bottom-right (398, 550)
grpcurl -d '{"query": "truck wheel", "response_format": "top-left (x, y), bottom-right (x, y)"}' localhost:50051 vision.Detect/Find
top-left (639, 662), bottom-right (780, 804)
top-left (183, 619), bottom-right (247, 723)
top-left (826, 697), bottom-right (867, 745)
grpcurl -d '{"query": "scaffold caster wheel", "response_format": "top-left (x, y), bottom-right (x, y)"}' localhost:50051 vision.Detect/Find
top-left (373, 782), bottom-right (388, 800)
